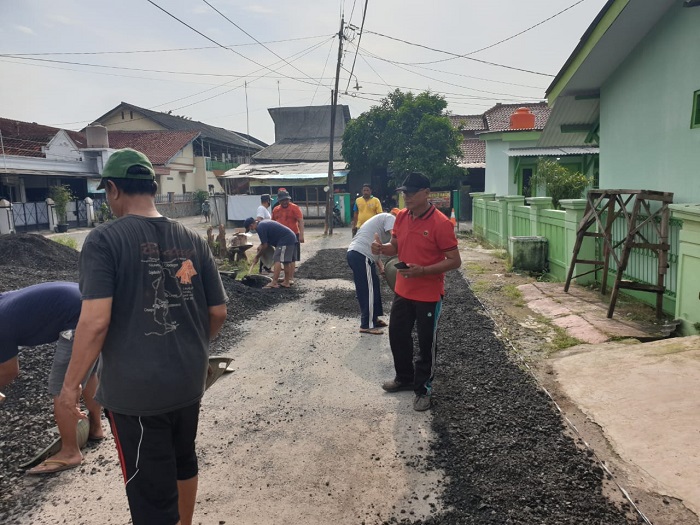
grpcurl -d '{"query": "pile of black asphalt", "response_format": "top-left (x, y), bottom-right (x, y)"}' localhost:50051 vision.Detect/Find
top-left (302, 248), bottom-right (640, 525)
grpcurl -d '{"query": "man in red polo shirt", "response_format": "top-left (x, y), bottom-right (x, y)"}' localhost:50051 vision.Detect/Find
top-left (372, 172), bottom-right (461, 411)
top-left (272, 188), bottom-right (304, 264)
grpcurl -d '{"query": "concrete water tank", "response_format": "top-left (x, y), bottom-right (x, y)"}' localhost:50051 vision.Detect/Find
top-left (509, 236), bottom-right (548, 273)
top-left (86, 124), bottom-right (109, 148)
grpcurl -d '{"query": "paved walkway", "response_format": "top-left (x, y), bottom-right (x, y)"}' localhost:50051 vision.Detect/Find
top-left (518, 282), bottom-right (670, 344)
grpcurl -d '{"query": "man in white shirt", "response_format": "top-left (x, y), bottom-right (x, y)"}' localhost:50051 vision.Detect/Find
top-left (256, 194), bottom-right (271, 221)
top-left (346, 210), bottom-right (398, 334)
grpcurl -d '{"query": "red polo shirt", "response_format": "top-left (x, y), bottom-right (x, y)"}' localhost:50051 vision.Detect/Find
top-left (392, 205), bottom-right (458, 302)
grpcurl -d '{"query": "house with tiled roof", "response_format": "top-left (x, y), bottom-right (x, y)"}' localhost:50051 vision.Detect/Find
top-left (0, 117), bottom-right (96, 204)
top-left (105, 130), bottom-right (202, 195)
top-left (88, 102), bottom-right (268, 193)
top-left (541, 0), bottom-right (700, 335)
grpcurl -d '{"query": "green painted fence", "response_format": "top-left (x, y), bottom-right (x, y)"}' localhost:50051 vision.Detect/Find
top-left (470, 193), bottom-right (682, 316)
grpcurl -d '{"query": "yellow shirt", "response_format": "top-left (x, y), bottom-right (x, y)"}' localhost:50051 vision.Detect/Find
top-left (355, 196), bottom-right (382, 227)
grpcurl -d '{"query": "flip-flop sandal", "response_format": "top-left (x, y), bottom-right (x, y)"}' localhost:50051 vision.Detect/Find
top-left (26, 459), bottom-right (81, 475)
top-left (359, 328), bottom-right (384, 335)
top-left (88, 435), bottom-right (106, 443)
top-left (263, 284), bottom-right (279, 289)
top-left (374, 320), bottom-right (388, 327)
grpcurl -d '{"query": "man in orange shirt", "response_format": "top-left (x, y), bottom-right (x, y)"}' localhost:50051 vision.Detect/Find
top-left (372, 172), bottom-right (461, 412)
top-left (272, 189), bottom-right (304, 264)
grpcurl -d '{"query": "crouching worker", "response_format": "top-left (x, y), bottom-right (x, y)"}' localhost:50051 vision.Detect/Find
top-left (0, 281), bottom-right (103, 474)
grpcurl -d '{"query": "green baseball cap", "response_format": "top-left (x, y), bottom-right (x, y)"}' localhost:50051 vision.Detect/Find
top-left (97, 148), bottom-right (156, 190)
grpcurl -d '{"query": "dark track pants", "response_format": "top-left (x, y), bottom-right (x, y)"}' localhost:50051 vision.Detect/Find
top-left (388, 294), bottom-right (442, 395)
top-left (347, 250), bottom-right (383, 329)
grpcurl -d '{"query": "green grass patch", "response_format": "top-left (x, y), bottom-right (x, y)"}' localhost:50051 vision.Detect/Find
top-left (52, 236), bottom-right (78, 250)
top-left (465, 262), bottom-right (486, 275)
top-left (501, 284), bottom-right (525, 307)
top-left (549, 326), bottom-right (583, 352)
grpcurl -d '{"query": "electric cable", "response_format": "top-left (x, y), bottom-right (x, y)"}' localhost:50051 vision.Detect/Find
top-left (202, 0), bottom-right (318, 83)
top-left (364, 30), bottom-right (554, 77)
top-left (344, 0), bottom-right (368, 93)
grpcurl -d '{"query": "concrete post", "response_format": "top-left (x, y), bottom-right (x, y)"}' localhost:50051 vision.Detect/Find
top-left (526, 197), bottom-right (553, 236)
top-left (560, 199), bottom-right (593, 285)
top-left (45, 198), bottom-right (57, 232)
top-left (504, 195), bottom-right (525, 241)
top-left (0, 199), bottom-right (15, 234)
top-left (495, 196), bottom-right (509, 248)
top-left (669, 204), bottom-right (700, 335)
top-left (84, 197), bottom-right (95, 226)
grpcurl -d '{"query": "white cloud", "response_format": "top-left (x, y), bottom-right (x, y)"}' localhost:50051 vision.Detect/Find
top-left (48, 14), bottom-right (78, 26)
top-left (15, 25), bottom-right (36, 35)
top-left (191, 5), bottom-right (210, 14)
top-left (245, 4), bottom-right (275, 15)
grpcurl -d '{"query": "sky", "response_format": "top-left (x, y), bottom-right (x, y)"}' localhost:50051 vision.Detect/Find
top-left (0, 0), bottom-right (609, 145)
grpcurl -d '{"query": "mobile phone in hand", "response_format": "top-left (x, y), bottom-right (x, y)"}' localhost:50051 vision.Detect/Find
top-left (394, 261), bottom-right (409, 269)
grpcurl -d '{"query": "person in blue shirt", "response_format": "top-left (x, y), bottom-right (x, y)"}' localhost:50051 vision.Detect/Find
top-left (0, 281), bottom-right (104, 474)
top-left (244, 217), bottom-right (297, 288)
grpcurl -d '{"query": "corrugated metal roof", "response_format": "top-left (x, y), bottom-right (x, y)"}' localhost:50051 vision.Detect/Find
top-left (223, 161), bottom-right (348, 178)
top-left (252, 138), bottom-right (344, 162)
top-left (537, 95), bottom-right (600, 148)
top-left (506, 146), bottom-right (599, 157)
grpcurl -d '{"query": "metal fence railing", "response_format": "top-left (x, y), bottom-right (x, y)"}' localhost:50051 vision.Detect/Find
top-left (155, 193), bottom-right (195, 204)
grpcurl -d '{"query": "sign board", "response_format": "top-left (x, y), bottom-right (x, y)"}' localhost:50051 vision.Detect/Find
top-left (429, 191), bottom-right (451, 209)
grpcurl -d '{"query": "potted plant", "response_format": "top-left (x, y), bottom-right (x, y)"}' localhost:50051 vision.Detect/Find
top-left (49, 185), bottom-right (73, 233)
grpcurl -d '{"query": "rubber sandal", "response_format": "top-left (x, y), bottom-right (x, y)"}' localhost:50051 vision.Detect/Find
top-left (87, 435), bottom-right (105, 443)
top-left (26, 459), bottom-right (81, 475)
top-left (359, 328), bottom-right (384, 335)
top-left (374, 320), bottom-right (388, 327)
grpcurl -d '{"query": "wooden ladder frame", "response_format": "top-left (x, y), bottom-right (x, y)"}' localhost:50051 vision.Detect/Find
top-left (564, 189), bottom-right (673, 319)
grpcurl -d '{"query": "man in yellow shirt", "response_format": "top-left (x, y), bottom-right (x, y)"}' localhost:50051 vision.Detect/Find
top-left (351, 183), bottom-right (382, 236)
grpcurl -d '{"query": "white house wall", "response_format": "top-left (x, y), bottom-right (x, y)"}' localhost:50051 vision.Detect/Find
top-left (484, 138), bottom-right (540, 195)
top-left (600, 1), bottom-right (700, 203)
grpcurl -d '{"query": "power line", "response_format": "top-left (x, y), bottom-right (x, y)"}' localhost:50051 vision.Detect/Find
top-left (202, 0), bottom-right (318, 83)
top-left (364, 30), bottom-right (554, 77)
top-left (311, 35), bottom-right (337, 105)
top-left (344, 0), bottom-right (368, 93)
top-left (353, 43), bottom-right (544, 100)
top-left (144, 0), bottom-right (322, 88)
top-left (3, 34), bottom-right (334, 56)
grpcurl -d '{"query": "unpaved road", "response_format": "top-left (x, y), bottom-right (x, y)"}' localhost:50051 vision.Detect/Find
top-left (11, 232), bottom-right (445, 525)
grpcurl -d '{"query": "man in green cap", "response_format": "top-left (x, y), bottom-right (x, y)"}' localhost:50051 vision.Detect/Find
top-left (56, 148), bottom-right (228, 525)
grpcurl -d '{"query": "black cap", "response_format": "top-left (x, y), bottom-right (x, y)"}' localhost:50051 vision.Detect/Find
top-left (396, 172), bottom-right (430, 192)
top-left (243, 217), bottom-right (256, 232)
top-left (260, 194), bottom-right (271, 202)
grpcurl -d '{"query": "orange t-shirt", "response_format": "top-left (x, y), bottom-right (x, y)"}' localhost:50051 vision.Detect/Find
top-left (272, 202), bottom-right (303, 234)
top-left (392, 206), bottom-right (458, 302)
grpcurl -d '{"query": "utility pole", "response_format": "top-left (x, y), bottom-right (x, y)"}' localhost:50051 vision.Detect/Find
top-left (325, 16), bottom-right (343, 235)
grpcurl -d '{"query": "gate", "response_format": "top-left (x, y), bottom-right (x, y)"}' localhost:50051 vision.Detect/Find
top-left (12, 202), bottom-right (50, 232)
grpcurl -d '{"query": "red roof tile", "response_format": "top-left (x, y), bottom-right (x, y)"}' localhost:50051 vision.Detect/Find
top-left (483, 102), bottom-right (551, 132)
top-left (458, 138), bottom-right (486, 165)
top-left (449, 114), bottom-right (486, 131)
top-left (107, 130), bottom-right (200, 166)
top-left (0, 117), bottom-right (86, 157)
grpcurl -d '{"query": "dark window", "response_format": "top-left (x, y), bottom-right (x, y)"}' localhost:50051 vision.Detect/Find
top-left (692, 90), bottom-right (700, 129)
top-left (522, 168), bottom-right (533, 198)
top-left (182, 184), bottom-right (186, 194)
top-left (130, 110), bottom-right (134, 119)
top-left (121, 111), bottom-right (124, 119)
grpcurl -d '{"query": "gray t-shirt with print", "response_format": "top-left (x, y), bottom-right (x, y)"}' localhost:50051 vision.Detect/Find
top-left (79, 215), bottom-right (227, 416)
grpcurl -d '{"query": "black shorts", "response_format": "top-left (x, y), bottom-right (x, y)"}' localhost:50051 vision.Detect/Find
top-left (105, 402), bottom-right (200, 525)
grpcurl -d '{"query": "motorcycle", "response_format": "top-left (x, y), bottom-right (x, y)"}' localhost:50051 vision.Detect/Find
top-left (332, 204), bottom-right (343, 227)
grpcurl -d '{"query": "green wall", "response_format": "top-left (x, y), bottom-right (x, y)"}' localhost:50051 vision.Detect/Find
top-left (600, 1), bottom-right (700, 203)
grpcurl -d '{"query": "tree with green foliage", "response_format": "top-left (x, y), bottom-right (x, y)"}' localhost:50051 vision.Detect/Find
top-left (530, 158), bottom-right (592, 209)
top-left (49, 185), bottom-right (74, 225)
top-left (341, 89), bottom-right (464, 187)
